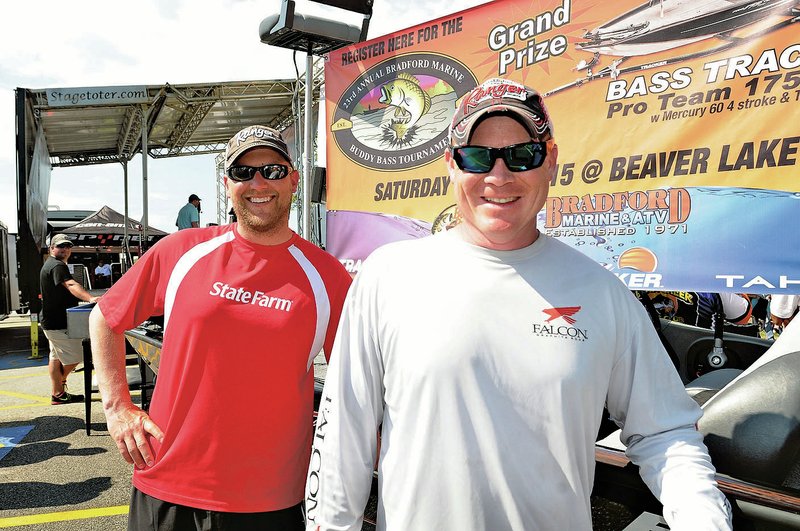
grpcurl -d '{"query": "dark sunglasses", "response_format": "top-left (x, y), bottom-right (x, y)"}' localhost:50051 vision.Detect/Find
top-left (55, 243), bottom-right (73, 249)
top-left (452, 140), bottom-right (548, 173)
top-left (228, 163), bottom-right (291, 182)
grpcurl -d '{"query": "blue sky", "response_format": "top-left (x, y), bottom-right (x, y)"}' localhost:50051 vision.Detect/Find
top-left (0, 0), bottom-right (486, 235)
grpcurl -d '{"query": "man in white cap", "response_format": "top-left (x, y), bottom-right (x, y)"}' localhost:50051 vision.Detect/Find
top-left (305, 78), bottom-right (732, 530)
top-left (40, 233), bottom-right (100, 404)
top-left (90, 125), bottom-right (352, 530)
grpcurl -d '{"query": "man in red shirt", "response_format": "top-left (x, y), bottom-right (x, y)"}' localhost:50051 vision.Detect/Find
top-left (90, 125), bottom-right (352, 530)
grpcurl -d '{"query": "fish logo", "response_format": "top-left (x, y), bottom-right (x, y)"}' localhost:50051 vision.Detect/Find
top-left (378, 73), bottom-right (431, 143)
top-left (542, 306), bottom-right (581, 325)
top-left (431, 204), bottom-right (459, 234)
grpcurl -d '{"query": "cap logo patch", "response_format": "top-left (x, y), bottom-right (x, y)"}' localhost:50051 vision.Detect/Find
top-left (461, 82), bottom-right (527, 111)
top-left (234, 127), bottom-right (277, 147)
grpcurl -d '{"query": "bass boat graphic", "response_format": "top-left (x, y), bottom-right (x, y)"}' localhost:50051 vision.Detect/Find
top-left (578, 0), bottom-right (800, 56)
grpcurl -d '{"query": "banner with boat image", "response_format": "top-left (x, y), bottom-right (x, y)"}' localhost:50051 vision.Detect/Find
top-left (323, 0), bottom-right (800, 294)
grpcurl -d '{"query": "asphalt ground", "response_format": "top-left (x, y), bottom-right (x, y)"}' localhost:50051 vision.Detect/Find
top-left (0, 314), bottom-right (131, 530)
top-left (0, 315), bottom-right (357, 531)
top-left (0, 314), bottom-right (638, 530)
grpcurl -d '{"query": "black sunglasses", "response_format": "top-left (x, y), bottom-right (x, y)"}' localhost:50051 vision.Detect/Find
top-left (452, 141), bottom-right (548, 173)
top-left (55, 243), bottom-right (72, 249)
top-left (228, 163), bottom-right (291, 182)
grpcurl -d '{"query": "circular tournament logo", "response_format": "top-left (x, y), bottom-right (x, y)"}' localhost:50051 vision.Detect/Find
top-left (432, 204), bottom-right (459, 234)
top-left (332, 53), bottom-right (477, 171)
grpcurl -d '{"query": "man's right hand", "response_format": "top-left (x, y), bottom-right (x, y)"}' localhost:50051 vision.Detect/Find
top-left (105, 402), bottom-right (165, 469)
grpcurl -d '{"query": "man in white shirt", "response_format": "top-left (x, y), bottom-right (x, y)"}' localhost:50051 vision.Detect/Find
top-left (770, 294), bottom-right (800, 333)
top-left (94, 259), bottom-right (112, 288)
top-left (305, 78), bottom-right (732, 530)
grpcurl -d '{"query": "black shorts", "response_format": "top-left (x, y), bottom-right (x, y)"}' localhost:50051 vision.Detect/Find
top-left (128, 486), bottom-right (304, 530)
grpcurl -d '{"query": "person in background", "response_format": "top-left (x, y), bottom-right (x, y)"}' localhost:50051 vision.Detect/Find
top-left (90, 125), bottom-right (352, 531)
top-left (175, 194), bottom-right (201, 230)
top-left (40, 233), bottom-right (101, 404)
top-left (94, 259), bottom-right (112, 288)
top-left (694, 292), bottom-right (752, 329)
top-left (770, 294), bottom-right (800, 335)
top-left (647, 291), bottom-right (757, 336)
top-left (305, 78), bottom-right (732, 530)
top-left (748, 294), bottom-right (771, 338)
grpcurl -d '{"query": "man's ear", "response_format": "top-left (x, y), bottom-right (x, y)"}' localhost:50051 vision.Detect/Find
top-left (445, 148), bottom-right (464, 187)
top-left (547, 143), bottom-right (559, 179)
top-left (291, 169), bottom-right (300, 194)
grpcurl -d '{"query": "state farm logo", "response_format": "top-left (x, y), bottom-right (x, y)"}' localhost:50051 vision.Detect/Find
top-left (331, 52), bottom-right (477, 171)
top-left (533, 306), bottom-right (588, 341)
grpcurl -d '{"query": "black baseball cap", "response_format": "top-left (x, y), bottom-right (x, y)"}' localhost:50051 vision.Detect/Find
top-left (189, 194), bottom-right (201, 202)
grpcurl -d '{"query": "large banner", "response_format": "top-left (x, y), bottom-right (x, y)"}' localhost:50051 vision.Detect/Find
top-left (324, 0), bottom-right (800, 294)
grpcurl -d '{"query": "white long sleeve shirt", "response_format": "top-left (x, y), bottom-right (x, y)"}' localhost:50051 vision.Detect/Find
top-left (306, 230), bottom-right (731, 530)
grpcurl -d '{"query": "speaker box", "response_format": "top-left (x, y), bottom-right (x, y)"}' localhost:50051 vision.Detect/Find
top-left (311, 166), bottom-right (326, 203)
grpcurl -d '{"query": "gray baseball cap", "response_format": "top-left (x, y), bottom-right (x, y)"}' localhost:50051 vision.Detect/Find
top-left (50, 234), bottom-right (73, 247)
top-left (224, 125), bottom-right (292, 171)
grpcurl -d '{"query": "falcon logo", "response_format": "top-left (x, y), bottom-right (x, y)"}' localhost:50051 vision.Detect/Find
top-left (533, 306), bottom-right (588, 341)
top-left (542, 306), bottom-right (581, 325)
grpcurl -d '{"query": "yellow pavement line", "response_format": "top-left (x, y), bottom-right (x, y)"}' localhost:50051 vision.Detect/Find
top-left (0, 390), bottom-right (49, 402)
top-left (0, 371), bottom-right (49, 382)
top-left (0, 505), bottom-right (129, 528)
top-left (0, 402), bottom-right (51, 411)
top-left (0, 390), bottom-right (51, 411)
